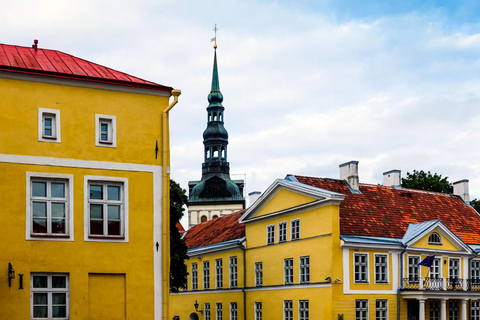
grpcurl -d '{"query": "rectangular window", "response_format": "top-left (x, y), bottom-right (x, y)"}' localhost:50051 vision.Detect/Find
top-left (192, 263), bottom-right (198, 290)
top-left (230, 256), bottom-right (238, 288)
top-left (216, 259), bottom-right (223, 289)
top-left (267, 225), bottom-right (275, 244)
top-left (87, 180), bottom-right (126, 239)
top-left (284, 258), bottom-right (293, 285)
top-left (472, 300), bottom-right (480, 320)
top-left (203, 261), bottom-right (210, 290)
top-left (284, 300), bottom-right (293, 320)
top-left (255, 262), bottom-right (263, 287)
top-left (449, 301), bottom-right (459, 320)
top-left (299, 300), bottom-right (309, 320)
top-left (300, 256), bottom-right (310, 284)
top-left (375, 254), bottom-right (388, 283)
top-left (376, 300), bottom-right (387, 320)
top-left (354, 253), bottom-right (368, 283)
top-left (216, 303), bottom-right (223, 320)
top-left (38, 108), bottom-right (61, 143)
top-left (31, 274), bottom-right (69, 320)
top-left (95, 114), bottom-right (116, 147)
top-left (430, 301), bottom-right (439, 320)
top-left (205, 303), bottom-right (211, 320)
top-left (356, 300), bottom-right (368, 320)
top-left (291, 219), bottom-right (300, 240)
top-left (279, 221), bottom-right (287, 242)
top-left (255, 302), bottom-right (262, 320)
top-left (408, 256), bottom-right (420, 283)
top-left (430, 258), bottom-right (441, 278)
top-left (471, 260), bottom-right (480, 280)
top-left (230, 302), bottom-right (237, 320)
top-left (449, 258), bottom-right (460, 279)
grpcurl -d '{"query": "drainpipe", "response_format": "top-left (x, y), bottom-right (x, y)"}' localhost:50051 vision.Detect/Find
top-left (162, 89), bottom-right (181, 320)
top-left (242, 243), bottom-right (247, 320)
top-left (398, 246), bottom-right (406, 320)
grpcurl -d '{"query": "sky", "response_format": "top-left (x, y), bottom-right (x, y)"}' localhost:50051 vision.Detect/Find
top-left (2, 0), bottom-right (480, 228)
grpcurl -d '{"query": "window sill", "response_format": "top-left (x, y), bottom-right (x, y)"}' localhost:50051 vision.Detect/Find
top-left (41, 135), bottom-right (57, 140)
top-left (88, 235), bottom-right (125, 240)
top-left (354, 281), bottom-right (369, 284)
top-left (98, 140), bottom-right (113, 145)
top-left (30, 234), bottom-right (70, 239)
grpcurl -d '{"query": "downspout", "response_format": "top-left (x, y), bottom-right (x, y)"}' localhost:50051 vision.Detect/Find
top-left (398, 246), bottom-right (406, 320)
top-left (162, 89), bottom-right (181, 320)
top-left (242, 243), bottom-right (247, 320)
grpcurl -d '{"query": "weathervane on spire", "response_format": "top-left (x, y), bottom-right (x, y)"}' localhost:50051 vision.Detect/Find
top-left (211, 24), bottom-right (218, 49)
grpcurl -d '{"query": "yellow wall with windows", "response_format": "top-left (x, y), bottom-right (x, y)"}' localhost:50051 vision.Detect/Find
top-left (349, 249), bottom-right (394, 291)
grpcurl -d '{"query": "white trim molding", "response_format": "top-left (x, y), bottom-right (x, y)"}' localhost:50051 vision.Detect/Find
top-left (38, 108), bottom-right (61, 143)
top-left (95, 114), bottom-right (117, 148)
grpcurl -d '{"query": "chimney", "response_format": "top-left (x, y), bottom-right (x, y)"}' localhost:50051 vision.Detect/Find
top-left (453, 179), bottom-right (470, 202)
top-left (383, 169), bottom-right (401, 187)
top-left (248, 191), bottom-right (261, 207)
top-left (339, 160), bottom-right (359, 192)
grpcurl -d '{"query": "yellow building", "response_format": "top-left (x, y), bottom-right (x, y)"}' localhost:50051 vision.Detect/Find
top-left (0, 41), bottom-right (179, 319)
top-left (171, 161), bottom-right (480, 320)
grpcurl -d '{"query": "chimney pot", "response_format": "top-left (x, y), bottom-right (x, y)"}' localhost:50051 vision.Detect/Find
top-left (383, 169), bottom-right (401, 187)
top-left (339, 160), bottom-right (359, 192)
top-left (248, 191), bottom-right (261, 207)
top-left (453, 179), bottom-right (470, 203)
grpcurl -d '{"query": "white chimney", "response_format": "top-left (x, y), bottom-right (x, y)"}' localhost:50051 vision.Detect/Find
top-left (383, 169), bottom-right (401, 187)
top-left (453, 179), bottom-right (470, 202)
top-left (248, 191), bottom-right (262, 207)
top-left (339, 160), bottom-right (359, 192)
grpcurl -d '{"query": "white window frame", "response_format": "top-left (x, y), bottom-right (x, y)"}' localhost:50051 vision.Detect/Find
top-left (95, 114), bottom-right (117, 147)
top-left (284, 258), bottom-right (293, 285)
top-left (255, 262), bottom-right (263, 287)
top-left (278, 221), bottom-right (287, 242)
top-left (291, 219), bottom-right (300, 240)
top-left (84, 176), bottom-right (128, 242)
top-left (216, 303), bottom-right (223, 320)
top-left (472, 260), bottom-right (480, 280)
top-left (449, 258), bottom-right (460, 279)
top-left (356, 299), bottom-right (368, 320)
top-left (267, 224), bottom-right (275, 244)
top-left (374, 254), bottom-right (388, 284)
top-left (191, 263), bottom-right (198, 291)
top-left (216, 258), bottom-right (223, 289)
top-left (430, 300), bottom-right (439, 320)
top-left (430, 257), bottom-right (442, 279)
top-left (284, 300), bottom-right (293, 320)
top-left (31, 273), bottom-right (69, 320)
top-left (230, 302), bottom-right (237, 320)
top-left (450, 300), bottom-right (459, 320)
top-left (407, 255), bottom-right (420, 283)
top-left (428, 232), bottom-right (442, 245)
top-left (255, 302), bottom-right (262, 320)
top-left (299, 300), bottom-right (309, 320)
top-left (354, 253), bottom-right (369, 283)
top-left (203, 260), bottom-right (210, 290)
top-left (230, 256), bottom-right (238, 288)
top-left (26, 172), bottom-right (74, 241)
top-left (38, 108), bottom-right (61, 143)
top-left (376, 299), bottom-right (387, 320)
top-left (300, 256), bottom-right (310, 284)
top-left (205, 303), bottom-right (211, 320)
top-left (472, 300), bottom-right (480, 320)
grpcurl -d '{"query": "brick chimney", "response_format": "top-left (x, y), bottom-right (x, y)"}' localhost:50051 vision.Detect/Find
top-left (339, 160), bottom-right (359, 192)
top-left (383, 169), bottom-right (401, 187)
top-left (453, 179), bottom-right (470, 202)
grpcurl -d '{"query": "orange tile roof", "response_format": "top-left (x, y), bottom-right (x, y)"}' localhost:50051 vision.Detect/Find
top-left (292, 175), bottom-right (480, 244)
top-left (185, 210), bottom-right (246, 249)
top-left (0, 43), bottom-right (172, 91)
top-left (176, 222), bottom-right (185, 236)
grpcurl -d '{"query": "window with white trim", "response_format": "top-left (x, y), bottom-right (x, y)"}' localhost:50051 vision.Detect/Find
top-left (354, 253), bottom-right (368, 283)
top-left (376, 300), bottom-right (387, 320)
top-left (255, 302), bottom-right (262, 320)
top-left (430, 258), bottom-right (441, 279)
top-left (300, 256), bottom-right (310, 284)
top-left (255, 262), bottom-right (263, 287)
top-left (299, 300), bottom-right (309, 320)
top-left (472, 260), bottom-right (480, 280)
top-left (428, 232), bottom-right (442, 244)
top-left (87, 180), bottom-right (125, 238)
top-left (95, 114), bottom-right (116, 147)
top-left (408, 256), bottom-right (420, 283)
top-left (191, 263), bottom-right (198, 290)
top-left (356, 300), bottom-right (368, 320)
top-left (279, 221), bottom-right (287, 242)
top-left (267, 225), bottom-right (275, 244)
top-left (284, 258), bottom-right (293, 285)
top-left (230, 302), bottom-right (237, 320)
top-left (472, 300), bottom-right (480, 320)
top-left (216, 259), bottom-right (223, 289)
top-left (205, 303), bottom-right (211, 320)
top-left (203, 261), bottom-right (210, 290)
top-left (291, 219), bottom-right (300, 240)
top-left (430, 301), bottom-right (439, 320)
top-left (449, 301), bottom-right (459, 320)
top-left (230, 256), bottom-right (238, 288)
top-left (449, 258), bottom-right (460, 279)
top-left (31, 274), bottom-right (69, 319)
top-left (216, 303), bottom-right (223, 320)
top-left (374, 254), bottom-right (388, 283)
top-left (284, 300), bottom-right (293, 320)
top-left (38, 108), bottom-right (61, 143)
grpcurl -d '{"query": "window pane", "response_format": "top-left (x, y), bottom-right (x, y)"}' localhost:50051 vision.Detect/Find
top-left (33, 306), bottom-right (48, 318)
top-left (51, 203), bottom-right (65, 218)
top-left (45, 128), bottom-right (52, 136)
top-left (33, 202), bottom-right (47, 217)
top-left (108, 205), bottom-right (120, 220)
top-left (33, 218), bottom-right (47, 233)
top-left (52, 276), bottom-right (66, 288)
top-left (32, 182), bottom-right (46, 197)
top-left (90, 204), bottom-right (103, 219)
top-left (101, 123), bottom-right (108, 132)
top-left (51, 183), bottom-right (65, 198)
top-left (90, 185), bottom-right (103, 199)
top-left (52, 292), bottom-right (66, 304)
top-left (90, 220), bottom-right (103, 235)
top-left (44, 118), bottom-right (52, 127)
top-left (51, 219), bottom-right (65, 234)
top-left (108, 220), bottom-right (121, 236)
top-left (33, 292), bottom-right (48, 304)
top-left (33, 276), bottom-right (48, 288)
top-left (101, 133), bottom-right (108, 141)
top-left (107, 186), bottom-right (120, 201)
top-left (52, 306), bottom-right (67, 318)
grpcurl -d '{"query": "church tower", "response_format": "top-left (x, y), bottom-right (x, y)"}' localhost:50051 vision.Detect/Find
top-left (187, 44), bottom-right (245, 226)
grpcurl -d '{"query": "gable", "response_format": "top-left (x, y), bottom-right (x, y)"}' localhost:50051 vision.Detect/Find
top-left (253, 187), bottom-right (318, 218)
top-left (411, 229), bottom-right (462, 252)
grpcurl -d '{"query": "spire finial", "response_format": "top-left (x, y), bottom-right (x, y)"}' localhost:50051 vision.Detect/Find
top-left (211, 24), bottom-right (218, 49)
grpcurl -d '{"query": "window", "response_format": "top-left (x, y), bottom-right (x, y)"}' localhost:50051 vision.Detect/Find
top-left (28, 175), bottom-right (72, 239)
top-left (284, 300), bottom-right (293, 320)
top-left (38, 108), bottom-right (61, 143)
top-left (255, 302), bottom-right (262, 320)
top-left (86, 179), bottom-right (127, 240)
top-left (472, 260), bottom-right (480, 280)
top-left (216, 303), bottom-right (223, 320)
top-left (291, 219), bottom-right (300, 240)
top-left (216, 259), bottom-right (223, 289)
top-left (449, 258), bottom-right (460, 279)
top-left (356, 300), bottom-right (368, 320)
top-left (449, 301), bottom-right (459, 320)
top-left (255, 262), bottom-right (263, 287)
top-left (279, 221), bottom-right (287, 242)
top-left (31, 274), bottom-right (69, 319)
top-left (428, 232), bottom-right (442, 244)
top-left (354, 253), bottom-right (368, 283)
top-left (95, 114), bottom-right (116, 147)
top-left (203, 261), bottom-right (210, 290)
top-left (430, 301), bottom-right (439, 320)
top-left (192, 263), bottom-right (198, 290)
top-left (374, 254), bottom-right (388, 283)
top-left (472, 300), bottom-right (480, 320)
top-left (300, 256), bottom-right (310, 284)
top-left (408, 256), bottom-right (420, 283)
top-left (299, 300), bottom-right (309, 320)
top-left (267, 225), bottom-right (275, 244)
top-left (230, 302), bottom-right (237, 320)
top-left (284, 258), bottom-right (293, 285)
top-left (205, 303), bottom-right (211, 320)
top-left (230, 256), bottom-right (238, 288)
top-left (376, 300), bottom-right (387, 320)
top-left (430, 258), bottom-right (441, 278)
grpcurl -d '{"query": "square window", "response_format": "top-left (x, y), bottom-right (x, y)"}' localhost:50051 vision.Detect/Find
top-left (38, 108), bottom-right (61, 143)
top-left (31, 273), bottom-right (69, 320)
top-left (95, 114), bottom-right (116, 147)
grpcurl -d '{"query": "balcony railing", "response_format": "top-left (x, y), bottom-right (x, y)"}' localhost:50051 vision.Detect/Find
top-left (401, 278), bottom-right (480, 292)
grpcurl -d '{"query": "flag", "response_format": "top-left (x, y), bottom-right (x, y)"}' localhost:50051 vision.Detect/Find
top-left (417, 255), bottom-right (436, 267)
top-left (210, 37), bottom-right (216, 42)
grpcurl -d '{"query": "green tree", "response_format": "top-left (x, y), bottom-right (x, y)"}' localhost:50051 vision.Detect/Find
top-left (401, 170), bottom-right (453, 194)
top-left (170, 179), bottom-right (188, 293)
top-left (471, 199), bottom-right (480, 212)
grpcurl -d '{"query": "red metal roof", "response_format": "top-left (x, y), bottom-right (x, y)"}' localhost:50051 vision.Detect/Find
top-left (0, 43), bottom-right (172, 91)
top-left (185, 210), bottom-right (246, 249)
top-left (292, 175), bottom-right (480, 244)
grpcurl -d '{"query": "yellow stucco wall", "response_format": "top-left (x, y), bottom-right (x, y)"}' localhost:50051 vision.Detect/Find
top-left (411, 230), bottom-right (460, 251)
top-left (253, 188), bottom-right (317, 217)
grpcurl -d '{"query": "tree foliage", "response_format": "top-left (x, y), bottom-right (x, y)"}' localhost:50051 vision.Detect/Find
top-left (471, 199), bottom-right (480, 212)
top-left (401, 170), bottom-right (453, 194)
top-left (170, 179), bottom-right (188, 293)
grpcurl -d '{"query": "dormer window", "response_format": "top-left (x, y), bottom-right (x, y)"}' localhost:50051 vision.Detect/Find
top-left (428, 232), bottom-right (442, 245)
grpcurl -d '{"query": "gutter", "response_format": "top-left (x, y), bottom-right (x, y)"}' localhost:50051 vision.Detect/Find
top-left (397, 245), bottom-right (407, 320)
top-left (242, 241), bottom-right (247, 320)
